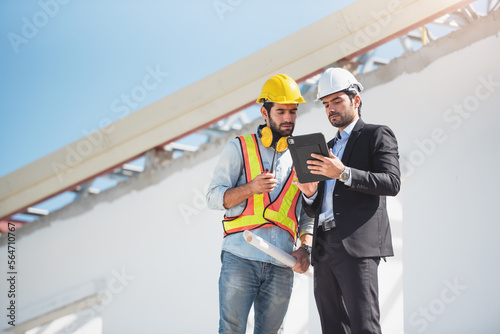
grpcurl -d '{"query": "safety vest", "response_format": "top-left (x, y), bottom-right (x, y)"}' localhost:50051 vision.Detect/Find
top-left (222, 134), bottom-right (300, 240)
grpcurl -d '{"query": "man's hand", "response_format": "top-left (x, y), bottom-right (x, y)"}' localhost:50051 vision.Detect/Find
top-left (292, 168), bottom-right (318, 198)
top-left (250, 172), bottom-right (277, 194)
top-left (223, 172), bottom-right (277, 209)
top-left (291, 233), bottom-right (313, 274)
top-left (291, 247), bottom-right (311, 274)
top-left (307, 149), bottom-right (345, 179)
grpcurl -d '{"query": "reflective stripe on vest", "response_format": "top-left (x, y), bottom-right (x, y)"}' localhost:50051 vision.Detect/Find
top-left (222, 134), bottom-right (300, 240)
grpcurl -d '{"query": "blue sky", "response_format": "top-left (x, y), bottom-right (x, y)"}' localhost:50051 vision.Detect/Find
top-left (0, 0), bottom-right (359, 178)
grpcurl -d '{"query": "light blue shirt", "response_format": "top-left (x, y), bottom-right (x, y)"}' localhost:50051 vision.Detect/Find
top-left (206, 129), bottom-right (314, 267)
top-left (304, 119), bottom-right (358, 225)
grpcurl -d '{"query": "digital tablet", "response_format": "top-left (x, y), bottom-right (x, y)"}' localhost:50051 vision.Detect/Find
top-left (287, 133), bottom-right (330, 183)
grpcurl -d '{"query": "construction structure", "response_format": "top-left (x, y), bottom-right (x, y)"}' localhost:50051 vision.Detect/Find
top-left (1, 0), bottom-right (500, 333)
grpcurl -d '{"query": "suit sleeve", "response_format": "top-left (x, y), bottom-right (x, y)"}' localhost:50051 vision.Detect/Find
top-left (349, 125), bottom-right (401, 196)
top-left (301, 182), bottom-right (324, 219)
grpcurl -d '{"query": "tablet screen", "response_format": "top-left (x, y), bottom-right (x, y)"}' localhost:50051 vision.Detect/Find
top-left (287, 133), bottom-right (330, 183)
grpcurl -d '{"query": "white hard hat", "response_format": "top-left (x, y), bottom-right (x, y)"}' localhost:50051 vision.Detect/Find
top-left (317, 67), bottom-right (363, 100)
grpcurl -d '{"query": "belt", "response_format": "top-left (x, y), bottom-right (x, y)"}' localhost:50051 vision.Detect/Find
top-left (319, 219), bottom-right (336, 231)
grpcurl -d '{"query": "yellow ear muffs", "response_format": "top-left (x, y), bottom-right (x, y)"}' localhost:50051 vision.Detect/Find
top-left (261, 126), bottom-right (273, 148)
top-left (261, 126), bottom-right (289, 152)
top-left (276, 136), bottom-right (289, 152)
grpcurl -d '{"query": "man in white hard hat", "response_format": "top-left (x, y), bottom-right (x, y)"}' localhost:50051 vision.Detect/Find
top-left (207, 74), bottom-right (313, 333)
top-left (295, 67), bottom-right (401, 333)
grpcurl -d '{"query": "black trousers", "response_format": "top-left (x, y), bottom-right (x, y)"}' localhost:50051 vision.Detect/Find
top-left (313, 228), bottom-right (382, 334)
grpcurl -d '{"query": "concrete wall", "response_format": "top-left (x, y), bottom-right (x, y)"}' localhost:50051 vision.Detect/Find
top-left (1, 11), bottom-right (499, 334)
top-left (362, 12), bottom-right (500, 333)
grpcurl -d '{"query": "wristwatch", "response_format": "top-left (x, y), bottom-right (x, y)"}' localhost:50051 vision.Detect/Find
top-left (339, 167), bottom-right (351, 183)
top-left (301, 244), bottom-right (312, 255)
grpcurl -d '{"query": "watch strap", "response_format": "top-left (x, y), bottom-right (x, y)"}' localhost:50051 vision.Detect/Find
top-left (301, 244), bottom-right (312, 255)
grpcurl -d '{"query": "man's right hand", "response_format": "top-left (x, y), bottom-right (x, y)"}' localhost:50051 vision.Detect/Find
top-left (250, 172), bottom-right (277, 194)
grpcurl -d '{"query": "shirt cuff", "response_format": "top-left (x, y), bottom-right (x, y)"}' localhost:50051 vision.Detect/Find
top-left (207, 186), bottom-right (230, 211)
top-left (299, 227), bottom-right (314, 238)
top-left (302, 191), bottom-right (317, 205)
top-left (345, 167), bottom-right (353, 187)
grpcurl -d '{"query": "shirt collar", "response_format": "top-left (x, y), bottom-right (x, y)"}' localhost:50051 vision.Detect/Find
top-left (336, 118), bottom-right (359, 141)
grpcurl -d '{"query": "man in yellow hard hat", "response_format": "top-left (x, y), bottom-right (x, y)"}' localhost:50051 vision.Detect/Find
top-left (207, 73), bottom-right (314, 333)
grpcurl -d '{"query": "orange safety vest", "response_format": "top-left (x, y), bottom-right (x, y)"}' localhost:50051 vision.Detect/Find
top-left (222, 134), bottom-right (300, 240)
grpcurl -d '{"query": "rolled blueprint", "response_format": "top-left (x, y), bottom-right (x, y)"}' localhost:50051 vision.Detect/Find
top-left (243, 230), bottom-right (313, 279)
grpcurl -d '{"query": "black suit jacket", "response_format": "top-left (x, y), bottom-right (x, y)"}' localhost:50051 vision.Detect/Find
top-left (304, 119), bottom-right (401, 261)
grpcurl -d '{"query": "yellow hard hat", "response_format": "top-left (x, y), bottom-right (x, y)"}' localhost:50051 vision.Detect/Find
top-left (256, 74), bottom-right (307, 104)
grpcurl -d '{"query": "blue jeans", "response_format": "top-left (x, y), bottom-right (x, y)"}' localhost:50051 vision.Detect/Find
top-left (219, 251), bottom-right (294, 334)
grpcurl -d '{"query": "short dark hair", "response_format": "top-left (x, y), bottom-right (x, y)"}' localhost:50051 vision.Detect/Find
top-left (343, 89), bottom-right (362, 117)
top-left (262, 101), bottom-right (274, 114)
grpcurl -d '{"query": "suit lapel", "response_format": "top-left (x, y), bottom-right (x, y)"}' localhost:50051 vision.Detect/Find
top-left (317, 180), bottom-right (326, 207)
top-left (341, 118), bottom-right (364, 164)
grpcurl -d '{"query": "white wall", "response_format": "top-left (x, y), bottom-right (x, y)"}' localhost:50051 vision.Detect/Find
top-left (361, 27), bottom-right (500, 333)
top-left (0, 127), bottom-right (318, 333)
top-left (1, 13), bottom-right (499, 334)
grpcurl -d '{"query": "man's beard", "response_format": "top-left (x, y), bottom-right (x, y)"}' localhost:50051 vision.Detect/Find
top-left (328, 112), bottom-right (352, 128)
top-left (328, 102), bottom-right (355, 128)
top-left (268, 114), bottom-right (294, 137)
